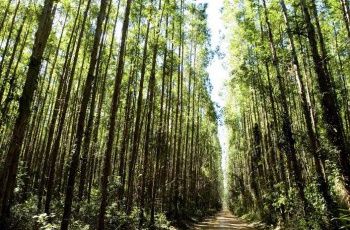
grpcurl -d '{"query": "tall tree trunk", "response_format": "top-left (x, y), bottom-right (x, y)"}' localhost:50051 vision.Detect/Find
top-left (280, 1), bottom-right (340, 227)
top-left (0, 14), bottom-right (29, 127)
top-left (97, 0), bottom-right (132, 228)
top-left (300, 0), bottom-right (350, 203)
top-left (262, 0), bottom-right (310, 218)
top-left (61, 0), bottom-right (108, 228)
top-left (78, 0), bottom-right (113, 203)
top-left (174, 6), bottom-right (184, 217)
top-left (0, 0), bottom-right (21, 104)
top-left (44, 0), bottom-right (92, 213)
top-left (0, 0), bottom-right (56, 217)
top-left (126, 12), bottom-right (149, 216)
top-left (37, 1), bottom-right (81, 210)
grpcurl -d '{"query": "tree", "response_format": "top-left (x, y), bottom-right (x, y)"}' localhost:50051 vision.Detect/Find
top-left (0, 0), bottom-right (56, 218)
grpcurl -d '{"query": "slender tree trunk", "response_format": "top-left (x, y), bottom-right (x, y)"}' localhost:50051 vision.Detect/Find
top-left (174, 7), bottom-right (184, 217)
top-left (280, 1), bottom-right (340, 227)
top-left (78, 0), bottom-right (113, 203)
top-left (45, 0), bottom-right (92, 214)
top-left (37, 1), bottom-right (81, 210)
top-left (300, 0), bottom-right (350, 203)
top-left (126, 13), bottom-right (149, 216)
top-left (0, 0), bottom-right (21, 104)
top-left (262, 0), bottom-right (310, 218)
top-left (0, 23), bottom-right (29, 128)
top-left (0, 0), bottom-right (56, 217)
top-left (61, 0), bottom-right (108, 228)
top-left (97, 0), bottom-right (132, 228)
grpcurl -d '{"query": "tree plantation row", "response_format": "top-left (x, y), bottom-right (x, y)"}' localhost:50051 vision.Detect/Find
top-left (223, 0), bottom-right (350, 229)
top-left (0, 0), bottom-right (223, 229)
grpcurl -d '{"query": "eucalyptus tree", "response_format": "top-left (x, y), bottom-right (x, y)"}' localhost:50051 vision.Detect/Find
top-left (280, 0), bottom-right (340, 227)
top-left (97, 0), bottom-right (133, 228)
top-left (300, 0), bottom-right (350, 203)
top-left (0, 0), bottom-right (57, 218)
top-left (0, 0), bottom-right (223, 229)
top-left (61, 0), bottom-right (109, 228)
top-left (224, 0), bottom-right (350, 228)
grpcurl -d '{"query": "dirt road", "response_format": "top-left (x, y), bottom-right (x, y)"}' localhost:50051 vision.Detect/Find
top-left (192, 210), bottom-right (256, 229)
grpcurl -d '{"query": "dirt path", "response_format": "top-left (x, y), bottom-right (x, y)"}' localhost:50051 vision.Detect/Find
top-left (192, 210), bottom-right (256, 230)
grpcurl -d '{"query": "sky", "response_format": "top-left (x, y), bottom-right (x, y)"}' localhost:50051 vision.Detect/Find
top-left (191, 0), bottom-right (230, 193)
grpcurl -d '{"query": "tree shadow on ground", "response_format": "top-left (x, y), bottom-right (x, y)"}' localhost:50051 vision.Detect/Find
top-left (192, 210), bottom-right (256, 230)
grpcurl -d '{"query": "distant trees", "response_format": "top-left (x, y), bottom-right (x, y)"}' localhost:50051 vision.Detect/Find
top-left (0, 0), bottom-right (222, 229)
top-left (224, 0), bottom-right (350, 228)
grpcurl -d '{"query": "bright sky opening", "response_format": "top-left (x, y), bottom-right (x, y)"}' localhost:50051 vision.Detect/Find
top-left (191, 0), bottom-right (230, 197)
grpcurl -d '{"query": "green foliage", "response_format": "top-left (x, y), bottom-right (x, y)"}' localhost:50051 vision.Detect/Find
top-left (0, 0), bottom-right (222, 228)
top-left (105, 203), bottom-right (134, 229)
top-left (33, 213), bottom-right (59, 230)
top-left (6, 198), bottom-right (38, 229)
top-left (335, 209), bottom-right (350, 229)
top-left (223, 0), bottom-right (350, 228)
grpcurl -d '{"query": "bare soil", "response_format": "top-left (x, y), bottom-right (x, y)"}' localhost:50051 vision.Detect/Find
top-left (192, 210), bottom-right (256, 230)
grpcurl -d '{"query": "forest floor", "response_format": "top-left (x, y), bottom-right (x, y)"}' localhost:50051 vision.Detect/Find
top-left (190, 209), bottom-right (257, 229)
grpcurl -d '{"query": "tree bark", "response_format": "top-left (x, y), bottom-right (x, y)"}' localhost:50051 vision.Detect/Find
top-left (300, 0), bottom-right (350, 203)
top-left (61, 0), bottom-right (108, 228)
top-left (97, 0), bottom-right (132, 228)
top-left (0, 0), bottom-right (56, 217)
